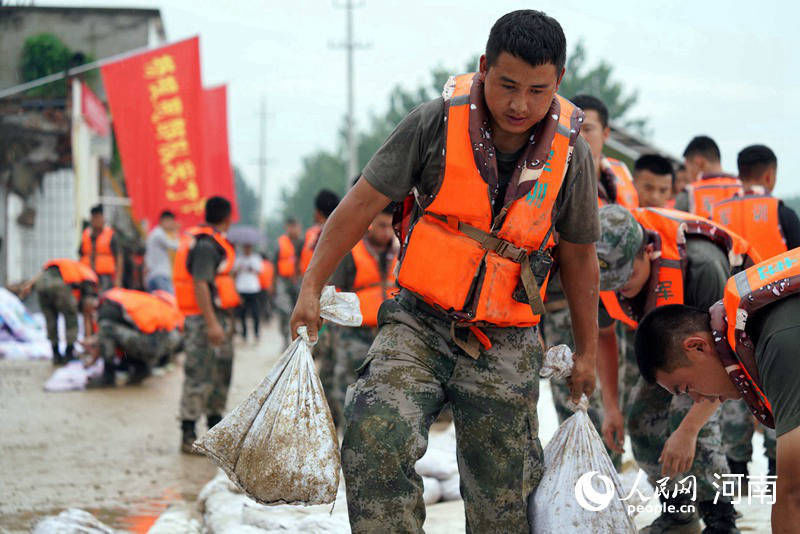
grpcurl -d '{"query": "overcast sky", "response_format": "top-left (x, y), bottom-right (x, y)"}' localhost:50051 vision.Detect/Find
top-left (37, 0), bottom-right (800, 211)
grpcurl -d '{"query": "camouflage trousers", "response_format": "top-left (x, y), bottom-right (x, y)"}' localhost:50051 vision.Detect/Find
top-left (341, 296), bottom-right (543, 533)
top-left (35, 269), bottom-right (78, 346)
top-left (627, 375), bottom-right (731, 503)
top-left (98, 320), bottom-right (182, 370)
top-left (312, 323), bottom-right (339, 425)
top-left (329, 325), bottom-right (375, 428)
top-left (179, 312), bottom-right (234, 421)
top-left (274, 276), bottom-right (299, 348)
top-left (720, 399), bottom-right (777, 462)
top-left (540, 306), bottom-right (622, 467)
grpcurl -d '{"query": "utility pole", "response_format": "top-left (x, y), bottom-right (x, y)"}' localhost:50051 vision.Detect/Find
top-left (257, 97), bottom-right (268, 229)
top-left (331, 0), bottom-right (368, 191)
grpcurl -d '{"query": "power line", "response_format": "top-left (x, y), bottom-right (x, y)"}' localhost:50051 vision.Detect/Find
top-left (330, 0), bottom-right (369, 192)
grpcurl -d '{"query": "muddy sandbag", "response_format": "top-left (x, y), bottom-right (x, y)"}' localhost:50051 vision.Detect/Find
top-left (422, 476), bottom-right (443, 505)
top-left (440, 473), bottom-right (461, 501)
top-left (529, 345), bottom-right (637, 533)
top-left (33, 508), bottom-right (116, 533)
top-left (147, 502), bottom-right (201, 534)
top-left (194, 287), bottom-right (361, 506)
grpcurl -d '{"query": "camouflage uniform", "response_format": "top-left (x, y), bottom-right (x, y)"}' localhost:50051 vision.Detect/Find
top-left (330, 325), bottom-right (374, 427)
top-left (179, 312), bottom-right (234, 420)
top-left (36, 267), bottom-right (79, 346)
top-left (98, 320), bottom-right (182, 371)
top-left (312, 323), bottom-right (340, 424)
top-left (721, 399), bottom-right (776, 462)
top-left (598, 205), bottom-right (733, 507)
top-left (342, 294), bottom-right (543, 533)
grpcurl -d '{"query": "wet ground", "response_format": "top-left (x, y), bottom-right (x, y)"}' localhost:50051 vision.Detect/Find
top-left (0, 318), bottom-right (772, 532)
top-left (0, 321), bottom-right (281, 533)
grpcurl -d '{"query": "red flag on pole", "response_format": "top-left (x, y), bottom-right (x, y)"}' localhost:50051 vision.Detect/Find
top-left (101, 37), bottom-right (206, 226)
top-left (201, 85), bottom-right (238, 222)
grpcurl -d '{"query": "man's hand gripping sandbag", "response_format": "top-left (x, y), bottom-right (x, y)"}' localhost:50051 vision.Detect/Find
top-left (529, 345), bottom-right (637, 533)
top-left (194, 286), bottom-right (361, 505)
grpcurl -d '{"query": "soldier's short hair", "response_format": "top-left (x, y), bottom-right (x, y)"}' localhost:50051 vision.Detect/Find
top-left (486, 10), bottom-right (566, 72)
top-left (737, 144), bottom-right (777, 180)
top-left (683, 135), bottom-right (721, 163)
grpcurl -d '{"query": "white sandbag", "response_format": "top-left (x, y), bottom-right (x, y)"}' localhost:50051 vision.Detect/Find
top-left (194, 287), bottom-right (361, 506)
top-left (422, 476), bottom-right (442, 505)
top-left (147, 502), bottom-right (201, 534)
top-left (32, 508), bottom-right (116, 533)
top-left (440, 473), bottom-right (461, 501)
top-left (529, 346), bottom-right (637, 533)
top-left (415, 446), bottom-right (458, 481)
top-left (43, 358), bottom-right (104, 392)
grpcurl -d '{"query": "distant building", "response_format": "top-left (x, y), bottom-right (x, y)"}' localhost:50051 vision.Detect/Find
top-left (0, 6), bottom-right (166, 286)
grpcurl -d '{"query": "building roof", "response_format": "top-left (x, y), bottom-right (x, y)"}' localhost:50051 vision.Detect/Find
top-left (1, 6), bottom-right (162, 18)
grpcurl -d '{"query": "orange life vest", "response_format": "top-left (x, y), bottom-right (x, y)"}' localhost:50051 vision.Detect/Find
top-left (686, 174), bottom-right (743, 219)
top-left (80, 226), bottom-right (116, 275)
top-left (299, 225), bottom-right (321, 274)
top-left (601, 207), bottom-right (759, 329)
top-left (259, 259), bottom-right (275, 291)
top-left (44, 258), bottom-right (98, 302)
top-left (600, 157), bottom-right (639, 209)
top-left (711, 193), bottom-right (787, 261)
top-left (396, 73), bottom-right (580, 327)
top-left (276, 234), bottom-right (298, 278)
top-left (351, 239), bottom-right (399, 327)
top-left (101, 288), bottom-right (184, 334)
top-left (173, 226), bottom-right (241, 316)
top-left (708, 248), bottom-right (800, 428)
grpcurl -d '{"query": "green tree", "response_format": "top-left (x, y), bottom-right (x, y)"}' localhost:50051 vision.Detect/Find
top-left (233, 165), bottom-right (260, 226)
top-left (559, 40), bottom-right (648, 135)
top-left (19, 33), bottom-right (97, 98)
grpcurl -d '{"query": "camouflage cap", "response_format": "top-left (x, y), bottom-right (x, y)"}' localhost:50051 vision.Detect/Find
top-left (597, 205), bottom-right (644, 291)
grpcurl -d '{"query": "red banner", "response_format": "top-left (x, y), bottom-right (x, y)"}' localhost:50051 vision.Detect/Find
top-left (201, 85), bottom-right (238, 222)
top-left (101, 37), bottom-right (206, 226)
top-left (81, 82), bottom-right (110, 136)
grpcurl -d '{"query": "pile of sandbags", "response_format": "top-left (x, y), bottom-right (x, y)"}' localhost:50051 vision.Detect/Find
top-left (44, 358), bottom-right (104, 392)
top-left (0, 288), bottom-right (51, 360)
top-left (147, 502), bottom-right (201, 534)
top-left (414, 424), bottom-right (461, 503)
top-left (198, 471), bottom-right (350, 534)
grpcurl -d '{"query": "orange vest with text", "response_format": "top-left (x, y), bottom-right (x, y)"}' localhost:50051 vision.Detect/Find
top-left (259, 259), bottom-right (275, 291)
top-left (351, 239), bottom-right (399, 327)
top-left (277, 234), bottom-right (298, 278)
top-left (599, 157), bottom-right (639, 209)
top-left (686, 174), bottom-right (743, 219)
top-left (708, 248), bottom-right (800, 428)
top-left (44, 258), bottom-right (98, 302)
top-left (711, 193), bottom-right (787, 261)
top-left (80, 226), bottom-right (116, 275)
top-left (299, 225), bottom-right (321, 273)
top-left (173, 226), bottom-right (240, 316)
top-left (396, 73), bottom-right (579, 327)
top-left (601, 207), bottom-right (759, 329)
top-left (101, 288), bottom-right (184, 334)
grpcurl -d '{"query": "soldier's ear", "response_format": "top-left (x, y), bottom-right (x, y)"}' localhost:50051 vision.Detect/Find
top-left (645, 243), bottom-right (657, 260)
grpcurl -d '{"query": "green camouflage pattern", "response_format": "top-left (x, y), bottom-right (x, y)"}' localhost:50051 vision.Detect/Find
top-left (179, 312), bottom-right (234, 421)
top-left (312, 323), bottom-right (340, 425)
top-left (627, 375), bottom-right (731, 503)
top-left (540, 305), bottom-right (621, 468)
top-left (597, 204), bottom-right (643, 291)
top-left (36, 268), bottom-right (78, 346)
top-left (341, 298), bottom-right (543, 533)
top-left (98, 320), bottom-right (183, 370)
top-left (721, 399), bottom-right (776, 462)
top-left (618, 325), bottom-right (640, 417)
top-left (330, 325), bottom-right (375, 428)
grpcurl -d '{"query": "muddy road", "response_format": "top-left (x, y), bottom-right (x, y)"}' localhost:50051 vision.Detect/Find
top-left (0, 321), bottom-right (283, 532)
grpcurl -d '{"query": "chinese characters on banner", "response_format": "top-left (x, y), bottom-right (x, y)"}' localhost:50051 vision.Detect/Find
top-left (101, 37), bottom-right (236, 226)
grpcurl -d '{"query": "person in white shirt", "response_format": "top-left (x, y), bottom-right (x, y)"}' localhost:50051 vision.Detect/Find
top-left (145, 210), bottom-right (179, 293)
top-left (233, 244), bottom-right (264, 341)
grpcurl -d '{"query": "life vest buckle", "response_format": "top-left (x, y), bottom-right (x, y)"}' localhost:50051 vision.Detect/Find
top-left (495, 240), bottom-right (528, 263)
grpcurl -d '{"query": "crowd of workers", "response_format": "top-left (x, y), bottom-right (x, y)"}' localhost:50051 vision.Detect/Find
top-left (14, 8), bottom-right (800, 534)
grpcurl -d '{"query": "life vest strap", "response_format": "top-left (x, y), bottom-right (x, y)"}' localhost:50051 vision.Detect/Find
top-left (427, 212), bottom-right (547, 315)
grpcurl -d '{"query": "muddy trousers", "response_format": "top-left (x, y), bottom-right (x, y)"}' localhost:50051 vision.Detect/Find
top-left (341, 299), bottom-right (543, 534)
top-left (179, 313), bottom-right (234, 421)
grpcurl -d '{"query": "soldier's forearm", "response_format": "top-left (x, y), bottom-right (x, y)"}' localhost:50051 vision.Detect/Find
top-left (679, 399), bottom-right (720, 435)
top-left (193, 281), bottom-right (219, 328)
